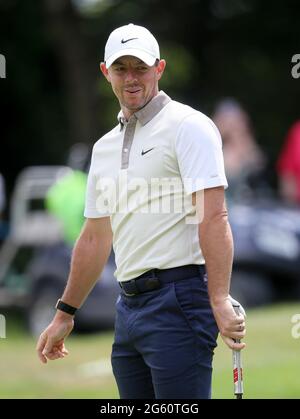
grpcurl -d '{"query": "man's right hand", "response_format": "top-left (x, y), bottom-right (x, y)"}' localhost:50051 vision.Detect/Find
top-left (36, 312), bottom-right (74, 364)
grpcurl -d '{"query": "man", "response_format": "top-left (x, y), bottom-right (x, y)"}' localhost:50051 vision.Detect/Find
top-left (36, 23), bottom-right (246, 399)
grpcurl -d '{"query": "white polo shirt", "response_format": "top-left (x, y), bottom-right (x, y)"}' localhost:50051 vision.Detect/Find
top-left (84, 91), bottom-right (228, 282)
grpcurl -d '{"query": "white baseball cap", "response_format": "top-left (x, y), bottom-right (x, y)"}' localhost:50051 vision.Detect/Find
top-left (104, 23), bottom-right (160, 68)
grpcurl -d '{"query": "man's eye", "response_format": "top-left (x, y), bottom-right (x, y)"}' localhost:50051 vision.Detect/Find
top-left (137, 66), bottom-right (148, 71)
top-left (114, 67), bottom-right (125, 72)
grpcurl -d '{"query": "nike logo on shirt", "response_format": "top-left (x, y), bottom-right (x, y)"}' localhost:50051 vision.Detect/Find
top-left (141, 147), bottom-right (155, 156)
top-left (121, 37), bottom-right (138, 44)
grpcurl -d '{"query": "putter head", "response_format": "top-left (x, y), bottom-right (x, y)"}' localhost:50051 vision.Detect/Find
top-left (229, 295), bottom-right (246, 317)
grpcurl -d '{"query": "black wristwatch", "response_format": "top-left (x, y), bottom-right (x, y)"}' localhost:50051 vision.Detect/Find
top-left (55, 299), bottom-right (77, 316)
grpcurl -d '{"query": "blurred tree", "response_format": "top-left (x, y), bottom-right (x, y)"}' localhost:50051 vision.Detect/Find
top-left (0, 0), bottom-right (68, 196)
top-left (42, 0), bottom-right (99, 145)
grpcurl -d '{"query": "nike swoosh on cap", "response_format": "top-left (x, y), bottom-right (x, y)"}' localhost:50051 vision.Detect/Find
top-left (121, 37), bottom-right (138, 44)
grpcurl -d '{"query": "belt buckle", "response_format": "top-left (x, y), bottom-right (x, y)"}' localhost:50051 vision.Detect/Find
top-left (144, 277), bottom-right (161, 291)
top-left (120, 280), bottom-right (138, 297)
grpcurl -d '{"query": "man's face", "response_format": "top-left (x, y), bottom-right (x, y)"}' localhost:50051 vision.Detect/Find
top-left (100, 56), bottom-right (166, 118)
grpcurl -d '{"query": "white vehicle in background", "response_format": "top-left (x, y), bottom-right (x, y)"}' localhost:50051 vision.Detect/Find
top-left (0, 166), bottom-right (119, 336)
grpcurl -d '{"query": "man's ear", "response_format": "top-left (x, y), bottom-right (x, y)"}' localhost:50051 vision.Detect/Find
top-left (100, 62), bottom-right (111, 82)
top-left (156, 59), bottom-right (166, 81)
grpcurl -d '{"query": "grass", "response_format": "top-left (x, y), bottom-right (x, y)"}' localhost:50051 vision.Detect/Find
top-left (0, 303), bottom-right (299, 399)
top-left (0, 316), bottom-right (118, 398)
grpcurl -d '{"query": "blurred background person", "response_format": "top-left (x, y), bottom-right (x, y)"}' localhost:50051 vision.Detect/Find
top-left (276, 120), bottom-right (300, 206)
top-left (45, 143), bottom-right (90, 246)
top-left (212, 99), bottom-right (267, 200)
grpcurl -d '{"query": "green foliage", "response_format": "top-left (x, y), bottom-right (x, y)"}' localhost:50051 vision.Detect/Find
top-left (1, 0), bottom-right (300, 193)
top-left (159, 43), bottom-right (197, 96)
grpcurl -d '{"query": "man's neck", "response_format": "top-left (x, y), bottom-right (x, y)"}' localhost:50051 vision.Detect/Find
top-left (121, 91), bottom-right (159, 121)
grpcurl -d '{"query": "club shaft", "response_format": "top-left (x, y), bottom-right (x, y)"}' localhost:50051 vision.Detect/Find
top-left (233, 343), bottom-right (243, 396)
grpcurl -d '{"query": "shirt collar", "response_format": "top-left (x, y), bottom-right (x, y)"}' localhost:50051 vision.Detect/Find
top-left (117, 91), bottom-right (171, 130)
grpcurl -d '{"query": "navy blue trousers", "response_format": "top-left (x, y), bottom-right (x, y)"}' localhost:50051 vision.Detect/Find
top-left (111, 267), bottom-right (219, 399)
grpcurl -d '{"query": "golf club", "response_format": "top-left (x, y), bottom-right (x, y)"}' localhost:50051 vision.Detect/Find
top-left (229, 296), bottom-right (246, 399)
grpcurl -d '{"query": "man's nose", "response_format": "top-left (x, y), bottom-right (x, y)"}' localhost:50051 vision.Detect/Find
top-left (124, 69), bottom-right (138, 83)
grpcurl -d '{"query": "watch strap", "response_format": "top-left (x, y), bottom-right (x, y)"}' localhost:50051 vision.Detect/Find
top-left (55, 299), bottom-right (77, 315)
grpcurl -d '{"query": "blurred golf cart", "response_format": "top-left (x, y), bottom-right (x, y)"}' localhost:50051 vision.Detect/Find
top-left (228, 178), bottom-right (300, 308)
top-left (0, 166), bottom-right (120, 336)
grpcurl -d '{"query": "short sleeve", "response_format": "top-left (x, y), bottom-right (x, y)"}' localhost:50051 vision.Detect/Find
top-left (84, 152), bottom-right (111, 219)
top-left (175, 113), bottom-right (228, 194)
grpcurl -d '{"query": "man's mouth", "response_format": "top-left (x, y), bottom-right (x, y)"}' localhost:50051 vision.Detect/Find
top-left (125, 87), bottom-right (142, 94)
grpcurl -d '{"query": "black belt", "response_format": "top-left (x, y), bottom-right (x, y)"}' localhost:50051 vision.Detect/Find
top-left (119, 264), bottom-right (205, 297)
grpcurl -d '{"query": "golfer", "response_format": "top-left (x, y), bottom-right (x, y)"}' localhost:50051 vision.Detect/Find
top-left (37, 23), bottom-right (246, 399)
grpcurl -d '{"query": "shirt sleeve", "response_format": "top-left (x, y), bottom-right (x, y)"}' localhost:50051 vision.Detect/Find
top-left (84, 152), bottom-right (111, 219)
top-left (175, 112), bottom-right (228, 194)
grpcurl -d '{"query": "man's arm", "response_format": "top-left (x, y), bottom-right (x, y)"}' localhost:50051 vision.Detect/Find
top-left (36, 217), bottom-right (113, 363)
top-left (193, 187), bottom-right (246, 350)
